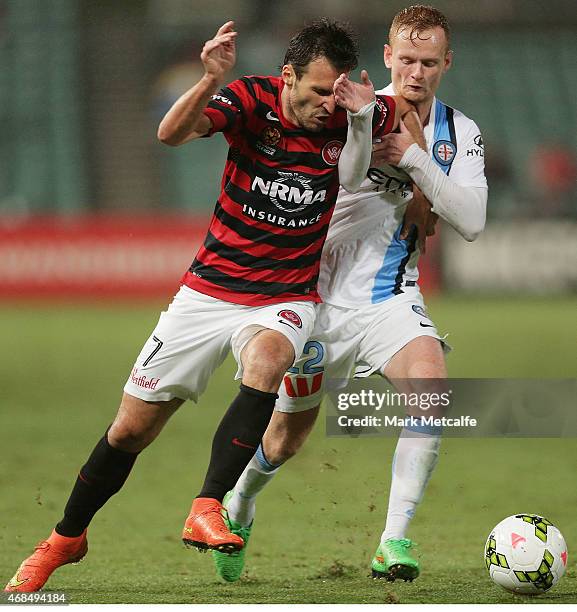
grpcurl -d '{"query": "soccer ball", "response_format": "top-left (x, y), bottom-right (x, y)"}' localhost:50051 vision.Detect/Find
top-left (485, 514), bottom-right (568, 595)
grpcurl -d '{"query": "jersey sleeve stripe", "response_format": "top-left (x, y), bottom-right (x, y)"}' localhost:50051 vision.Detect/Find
top-left (248, 76), bottom-right (278, 96)
top-left (373, 95), bottom-right (396, 137)
top-left (239, 76), bottom-right (258, 100)
top-left (203, 105), bottom-right (239, 133)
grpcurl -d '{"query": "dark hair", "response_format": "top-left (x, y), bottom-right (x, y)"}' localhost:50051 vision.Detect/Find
top-left (389, 5), bottom-right (451, 51)
top-left (282, 18), bottom-right (358, 79)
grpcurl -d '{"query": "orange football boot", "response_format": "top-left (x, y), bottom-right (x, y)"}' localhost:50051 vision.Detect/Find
top-left (182, 497), bottom-right (244, 554)
top-left (4, 529), bottom-right (88, 592)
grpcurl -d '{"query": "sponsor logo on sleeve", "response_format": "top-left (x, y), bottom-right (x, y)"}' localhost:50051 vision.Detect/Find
top-left (211, 94), bottom-right (233, 106)
top-left (467, 133), bottom-right (485, 157)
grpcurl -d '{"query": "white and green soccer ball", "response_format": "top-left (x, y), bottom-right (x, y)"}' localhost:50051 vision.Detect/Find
top-left (485, 514), bottom-right (568, 595)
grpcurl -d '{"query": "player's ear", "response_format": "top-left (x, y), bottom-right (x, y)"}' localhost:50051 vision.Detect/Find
top-left (444, 50), bottom-right (453, 73)
top-left (281, 64), bottom-right (296, 87)
top-left (384, 44), bottom-right (393, 69)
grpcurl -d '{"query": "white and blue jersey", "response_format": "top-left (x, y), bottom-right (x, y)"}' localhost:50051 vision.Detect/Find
top-left (319, 84), bottom-right (487, 309)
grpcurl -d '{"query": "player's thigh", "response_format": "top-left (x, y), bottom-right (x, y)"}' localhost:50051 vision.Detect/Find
top-left (231, 301), bottom-right (317, 384)
top-left (357, 291), bottom-right (449, 385)
top-left (123, 286), bottom-right (233, 403)
top-left (108, 392), bottom-right (184, 452)
top-left (384, 335), bottom-right (447, 381)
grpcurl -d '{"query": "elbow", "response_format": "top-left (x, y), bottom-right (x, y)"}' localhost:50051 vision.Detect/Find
top-left (462, 218), bottom-right (486, 242)
top-left (462, 230), bottom-right (479, 243)
top-left (157, 125), bottom-right (181, 147)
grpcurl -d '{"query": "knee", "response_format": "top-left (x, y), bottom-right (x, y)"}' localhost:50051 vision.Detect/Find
top-left (107, 422), bottom-right (153, 453)
top-left (107, 405), bottom-right (157, 454)
top-left (242, 334), bottom-right (295, 389)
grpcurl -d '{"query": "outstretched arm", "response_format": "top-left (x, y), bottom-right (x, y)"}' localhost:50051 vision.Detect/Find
top-left (157, 21), bottom-right (237, 146)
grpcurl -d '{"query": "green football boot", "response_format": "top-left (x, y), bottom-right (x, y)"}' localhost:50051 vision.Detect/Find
top-left (212, 491), bottom-right (253, 582)
top-left (371, 539), bottom-right (419, 582)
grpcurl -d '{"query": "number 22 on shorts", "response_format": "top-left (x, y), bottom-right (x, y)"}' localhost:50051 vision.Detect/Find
top-left (284, 341), bottom-right (325, 398)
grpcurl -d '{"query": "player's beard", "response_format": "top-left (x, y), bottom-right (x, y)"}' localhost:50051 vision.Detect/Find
top-left (288, 94), bottom-right (328, 132)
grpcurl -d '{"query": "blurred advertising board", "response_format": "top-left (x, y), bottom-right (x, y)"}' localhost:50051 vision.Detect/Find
top-left (0, 215), bottom-right (442, 300)
top-left (442, 220), bottom-right (577, 293)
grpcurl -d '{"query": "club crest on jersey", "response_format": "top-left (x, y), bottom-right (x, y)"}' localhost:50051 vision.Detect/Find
top-left (278, 309), bottom-right (303, 328)
top-left (321, 140), bottom-right (344, 166)
top-left (261, 126), bottom-right (281, 147)
top-left (433, 140), bottom-right (456, 166)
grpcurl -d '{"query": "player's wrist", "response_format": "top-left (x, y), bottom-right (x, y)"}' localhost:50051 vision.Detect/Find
top-left (398, 142), bottom-right (421, 169)
top-left (347, 99), bottom-right (375, 119)
top-left (202, 72), bottom-right (226, 90)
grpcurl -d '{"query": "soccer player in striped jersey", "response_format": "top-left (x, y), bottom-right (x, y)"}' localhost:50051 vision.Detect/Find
top-left (4, 19), bottom-right (425, 593)
top-left (215, 5), bottom-right (488, 583)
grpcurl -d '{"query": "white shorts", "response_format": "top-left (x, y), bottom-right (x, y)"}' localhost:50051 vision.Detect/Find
top-left (124, 286), bottom-right (316, 403)
top-left (276, 288), bottom-right (449, 413)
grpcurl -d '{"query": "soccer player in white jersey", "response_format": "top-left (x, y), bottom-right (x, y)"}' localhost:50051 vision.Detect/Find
top-left (213, 5), bottom-right (488, 583)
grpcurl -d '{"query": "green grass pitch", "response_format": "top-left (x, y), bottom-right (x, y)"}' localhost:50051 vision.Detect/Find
top-left (1, 295), bottom-right (576, 604)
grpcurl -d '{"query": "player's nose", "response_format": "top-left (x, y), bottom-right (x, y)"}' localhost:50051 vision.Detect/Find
top-left (322, 95), bottom-right (336, 114)
top-left (410, 62), bottom-right (424, 79)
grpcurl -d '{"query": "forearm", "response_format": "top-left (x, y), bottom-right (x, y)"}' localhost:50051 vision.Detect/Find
top-left (400, 144), bottom-right (487, 242)
top-left (338, 100), bottom-right (376, 193)
top-left (402, 110), bottom-right (426, 153)
top-left (157, 73), bottom-right (220, 146)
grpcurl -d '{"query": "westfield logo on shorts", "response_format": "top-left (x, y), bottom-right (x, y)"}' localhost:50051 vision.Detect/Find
top-left (131, 368), bottom-right (160, 390)
top-left (278, 309), bottom-right (303, 328)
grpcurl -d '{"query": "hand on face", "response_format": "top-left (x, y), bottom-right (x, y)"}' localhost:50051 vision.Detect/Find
top-left (333, 70), bottom-right (375, 113)
top-left (201, 21), bottom-right (237, 82)
top-left (371, 120), bottom-right (416, 166)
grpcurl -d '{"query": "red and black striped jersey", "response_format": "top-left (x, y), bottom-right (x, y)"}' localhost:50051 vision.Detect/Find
top-left (182, 75), bottom-right (396, 306)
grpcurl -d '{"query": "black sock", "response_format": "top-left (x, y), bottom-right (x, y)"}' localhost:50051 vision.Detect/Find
top-left (197, 384), bottom-right (278, 501)
top-left (55, 431), bottom-right (139, 537)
